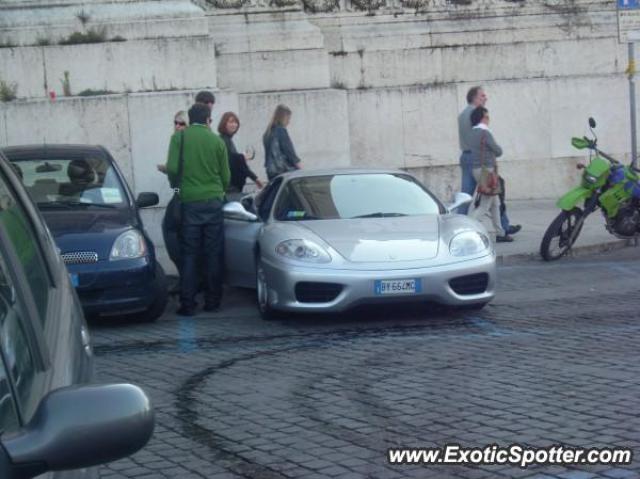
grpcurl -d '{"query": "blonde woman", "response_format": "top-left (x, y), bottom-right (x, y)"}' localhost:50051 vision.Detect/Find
top-left (159, 110), bottom-right (189, 278)
top-left (157, 111), bottom-right (188, 174)
top-left (263, 104), bottom-right (302, 180)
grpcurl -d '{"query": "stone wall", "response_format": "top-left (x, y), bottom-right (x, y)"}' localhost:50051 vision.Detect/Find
top-left (0, 90), bottom-right (240, 271)
top-left (0, 0), bottom-right (633, 272)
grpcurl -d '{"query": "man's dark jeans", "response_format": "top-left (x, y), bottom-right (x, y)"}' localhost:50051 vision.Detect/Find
top-left (180, 199), bottom-right (224, 310)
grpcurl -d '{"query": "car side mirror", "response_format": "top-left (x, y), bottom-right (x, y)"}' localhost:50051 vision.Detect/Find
top-left (0, 384), bottom-right (154, 479)
top-left (447, 192), bottom-right (473, 213)
top-left (136, 192), bottom-right (159, 208)
top-left (223, 201), bottom-right (258, 222)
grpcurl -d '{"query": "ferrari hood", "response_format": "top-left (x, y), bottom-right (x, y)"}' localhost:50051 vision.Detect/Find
top-left (299, 216), bottom-right (440, 262)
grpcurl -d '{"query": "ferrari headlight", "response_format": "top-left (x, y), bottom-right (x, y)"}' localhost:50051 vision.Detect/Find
top-left (449, 231), bottom-right (490, 257)
top-left (110, 229), bottom-right (147, 261)
top-left (275, 239), bottom-right (331, 263)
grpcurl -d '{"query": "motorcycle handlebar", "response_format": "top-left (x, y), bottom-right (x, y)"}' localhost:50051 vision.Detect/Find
top-left (596, 149), bottom-right (619, 164)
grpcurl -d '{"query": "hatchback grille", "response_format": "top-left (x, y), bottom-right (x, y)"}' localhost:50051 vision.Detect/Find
top-left (295, 282), bottom-right (343, 303)
top-left (449, 273), bottom-right (489, 295)
top-left (61, 251), bottom-right (99, 265)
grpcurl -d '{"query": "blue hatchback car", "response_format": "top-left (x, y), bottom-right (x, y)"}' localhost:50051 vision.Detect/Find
top-left (2, 144), bottom-right (168, 322)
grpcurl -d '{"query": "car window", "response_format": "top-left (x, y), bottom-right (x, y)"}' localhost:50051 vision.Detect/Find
top-left (256, 178), bottom-right (283, 221)
top-left (274, 174), bottom-right (444, 221)
top-left (0, 177), bottom-right (50, 326)
top-left (11, 155), bottom-right (127, 209)
top-left (0, 352), bottom-right (19, 436)
top-left (0, 246), bottom-right (39, 425)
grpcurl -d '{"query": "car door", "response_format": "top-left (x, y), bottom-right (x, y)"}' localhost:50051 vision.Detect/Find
top-left (224, 179), bottom-right (283, 288)
top-left (0, 151), bottom-right (92, 477)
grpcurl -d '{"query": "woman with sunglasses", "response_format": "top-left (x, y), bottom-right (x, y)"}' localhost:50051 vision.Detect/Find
top-left (158, 112), bottom-right (188, 174)
top-left (158, 111), bottom-right (189, 283)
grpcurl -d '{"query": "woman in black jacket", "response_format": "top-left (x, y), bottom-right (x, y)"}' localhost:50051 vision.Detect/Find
top-left (218, 112), bottom-right (263, 201)
top-left (263, 104), bottom-right (302, 180)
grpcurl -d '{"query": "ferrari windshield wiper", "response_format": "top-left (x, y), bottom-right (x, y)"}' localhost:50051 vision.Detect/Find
top-left (351, 212), bottom-right (408, 219)
top-left (281, 214), bottom-right (320, 221)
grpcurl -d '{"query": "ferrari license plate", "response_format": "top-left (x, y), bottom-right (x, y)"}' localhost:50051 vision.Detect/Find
top-left (374, 279), bottom-right (422, 295)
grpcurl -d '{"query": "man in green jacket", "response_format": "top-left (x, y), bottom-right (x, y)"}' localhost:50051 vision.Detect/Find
top-left (166, 102), bottom-right (230, 316)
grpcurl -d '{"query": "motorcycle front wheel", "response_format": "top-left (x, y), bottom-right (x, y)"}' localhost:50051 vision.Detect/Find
top-left (540, 208), bottom-right (584, 261)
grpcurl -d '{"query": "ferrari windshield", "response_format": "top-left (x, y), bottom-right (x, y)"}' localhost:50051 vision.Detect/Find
top-left (273, 173), bottom-right (443, 221)
top-left (10, 155), bottom-right (128, 209)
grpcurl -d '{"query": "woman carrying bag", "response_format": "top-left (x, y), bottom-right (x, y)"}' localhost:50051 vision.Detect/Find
top-left (468, 106), bottom-right (514, 243)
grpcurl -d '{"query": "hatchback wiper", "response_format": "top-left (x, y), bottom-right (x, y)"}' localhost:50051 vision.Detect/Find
top-left (37, 201), bottom-right (72, 209)
top-left (351, 212), bottom-right (408, 218)
top-left (38, 200), bottom-right (117, 209)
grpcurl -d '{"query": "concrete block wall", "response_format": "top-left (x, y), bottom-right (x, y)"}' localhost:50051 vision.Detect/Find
top-left (1, 37), bottom-right (217, 98)
top-left (209, 12), bottom-right (331, 93)
top-left (0, 0), bottom-right (208, 45)
top-left (0, 90), bottom-right (240, 273)
top-left (0, 95), bottom-right (135, 183)
top-left (313, 9), bottom-right (625, 89)
top-left (0, 0), bottom-right (635, 271)
top-left (346, 72), bottom-right (632, 201)
top-left (238, 89), bottom-right (352, 176)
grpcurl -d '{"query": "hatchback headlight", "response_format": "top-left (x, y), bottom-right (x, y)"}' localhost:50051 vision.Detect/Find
top-left (110, 229), bottom-right (147, 261)
top-left (449, 231), bottom-right (490, 257)
top-left (275, 239), bottom-right (331, 263)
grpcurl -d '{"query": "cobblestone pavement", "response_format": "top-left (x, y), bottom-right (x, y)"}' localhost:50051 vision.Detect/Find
top-left (93, 249), bottom-right (640, 479)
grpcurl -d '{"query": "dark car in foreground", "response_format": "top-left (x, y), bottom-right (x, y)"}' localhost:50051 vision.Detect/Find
top-left (2, 145), bottom-right (167, 322)
top-left (0, 149), bottom-right (154, 478)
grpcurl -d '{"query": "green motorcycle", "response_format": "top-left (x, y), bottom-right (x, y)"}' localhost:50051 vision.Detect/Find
top-left (540, 118), bottom-right (640, 261)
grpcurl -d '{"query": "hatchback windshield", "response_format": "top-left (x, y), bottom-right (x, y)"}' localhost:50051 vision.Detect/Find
top-left (273, 173), bottom-right (443, 221)
top-left (11, 156), bottom-right (128, 209)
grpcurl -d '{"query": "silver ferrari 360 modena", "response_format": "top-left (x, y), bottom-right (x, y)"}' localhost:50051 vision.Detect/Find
top-left (223, 169), bottom-right (496, 319)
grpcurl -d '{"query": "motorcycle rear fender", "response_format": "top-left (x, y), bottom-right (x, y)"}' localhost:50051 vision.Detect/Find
top-left (557, 186), bottom-right (592, 211)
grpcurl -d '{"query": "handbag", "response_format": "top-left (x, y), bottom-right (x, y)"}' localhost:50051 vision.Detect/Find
top-left (476, 132), bottom-right (502, 196)
top-left (166, 131), bottom-right (185, 227)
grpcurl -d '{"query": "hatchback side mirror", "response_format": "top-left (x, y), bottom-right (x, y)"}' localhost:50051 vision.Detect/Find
top-left (447, 192), bottom-right (473, 213)
top-left (223, 201), bottom-right (258, 222)
top-left (136, 192), bottom-right (159, 208)
top-left (0, 384), bottom-right (154, 479)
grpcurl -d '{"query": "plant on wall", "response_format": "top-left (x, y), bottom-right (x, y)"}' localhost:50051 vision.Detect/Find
top-left (59, 27), bottom-right (108, 45)
top-left (0, 39), bottom-right (17, 48)
top-left (61, 71), bottom-right (72, 96)
top-left (0, 79), bottom-right (18, 102)
top-left (270, 0), bottom-right (300, 7)
top-left (76, 9), bottom-right (92, 27)
top-left (57, 9), bottom-right (125, 45)
top-left (209, 0), bottom-right (249, 8)
top-left (351, 0), bottom-right (385, 11)
top-left (303, 0), bottom-right (340, 12)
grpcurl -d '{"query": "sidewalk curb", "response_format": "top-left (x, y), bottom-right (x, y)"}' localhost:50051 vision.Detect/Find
top-left (496, 238), bottom-right (637, 265)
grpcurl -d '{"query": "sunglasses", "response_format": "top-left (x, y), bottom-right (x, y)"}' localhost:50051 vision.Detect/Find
top-left (174, 121), bottom-right (186, 127)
